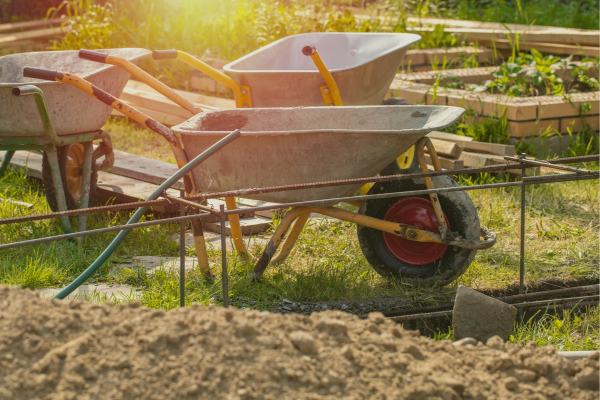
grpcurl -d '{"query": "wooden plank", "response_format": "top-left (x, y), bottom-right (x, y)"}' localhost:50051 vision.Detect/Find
top-left (459, 151), bottom-right (494, 167)
top-left (406, 17), bottom-right (596, 35)
top-left (478, 39), bottom-right (599, 57)
top-left (0, 150), bottom-right (180, 213)
top-left (109, 149), bottom-right (184, 190)
top-left (427, 138), bottom-right (462, 158)
top-left (427, 131), bottom-right (515, 156)
top-left (0, 26), bottom-right (69, 48)
top-left (458, 141), bottom-right (515, 157)
top-left (120, 87), bottom-right (220, 119)
top-left (0, 18), bottom-right (64, 34)
top-left (124, 80), bottom-right (235, 110)
top-left (111, 103), bottom-right (186, 126)
top-left (427, 131), bottom-right (474, 142)
top-left (424, 154), bottom-right (464, 169)
top-left (407, 26), bottom-right (599, 47)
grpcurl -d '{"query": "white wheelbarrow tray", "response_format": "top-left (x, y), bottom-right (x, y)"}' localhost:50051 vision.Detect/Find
top-left (0, 48), bottom-right (151, 137)
top-left (172, 105), bottom-right (465, 203)
top-left (223, 32), bottom-right (421, 107)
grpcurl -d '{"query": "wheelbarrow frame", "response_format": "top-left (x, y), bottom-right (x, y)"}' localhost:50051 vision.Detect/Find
top-left (70, 45), bottom-right (496, 284)
top-left (76, 44), bottom-right (419, 261)
top-left (0, 85), bottom-right (110, 234)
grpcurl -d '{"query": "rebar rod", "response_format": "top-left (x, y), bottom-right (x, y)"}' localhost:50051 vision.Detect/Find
top-left (388, 295), bottom-right (599, 322)
top-left (0, 175), bottom-right (596, 252)
top-left (220, 204), bottom-right (229, 308)
top-left (0, 154), bottom-right (596, 226)
top-left (179, 189), bottom-right (186, 308)
top-left (376, 284), bottom-right (600, 318)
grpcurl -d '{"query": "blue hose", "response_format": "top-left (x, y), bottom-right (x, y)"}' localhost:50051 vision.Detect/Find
top-left (53, 129), bottom-right (241, 299)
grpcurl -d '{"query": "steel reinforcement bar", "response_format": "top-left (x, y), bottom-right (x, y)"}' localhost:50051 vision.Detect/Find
top-left (0, 154), bottom-right (597, 227)
top-left (388, 295), bottom-right (600, 322)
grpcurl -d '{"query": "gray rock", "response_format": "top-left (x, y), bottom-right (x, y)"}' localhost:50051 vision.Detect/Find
top-left (453, 285), bottom-right (517, 343)
top-left (282, 299), bottom-right (294, 304)
top-left (341, 304), bottom-right (348, 310)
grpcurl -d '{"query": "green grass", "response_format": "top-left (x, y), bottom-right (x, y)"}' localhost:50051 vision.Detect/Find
top-left (1, 149), bottom-right (597, 306)
top-left (0, 137), bottom-right (598, 349)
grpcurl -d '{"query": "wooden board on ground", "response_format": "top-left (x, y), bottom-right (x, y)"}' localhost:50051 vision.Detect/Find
top-left (0, 26), bottom-right (69, 49)
top-left (112, 80), bottom-right (236, 125)
top-left (424, 154), bottom-right (464, 170)
top-left (0, 18), bottom-right (64, 34)
top-left (427, 131), bottom-right (515, 156)
top-left (0, 150), bottom-right (272, 234)
top-left (124, 80), bottom-right (235, 110)
top-left (459, 151), bottom-right (495, 168)
top-left (427, 131), bottom-right (474, 142)
top-left (427, 138), bottom-right (462, 158)
top-left (0, 150), bottom-right (180, 213)
top-left (109, 149), bottom-right (184, 189)
top-left (478, 39), bottom-right (599, 57)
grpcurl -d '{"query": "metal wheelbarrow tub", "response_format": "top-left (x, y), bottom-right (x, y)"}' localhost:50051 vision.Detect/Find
top-left (0, 48), bottom-right (151, 137)
top-left (173, 105), bottom-right (464, 203)
top-left (223, 32), bottom-right (421, 107)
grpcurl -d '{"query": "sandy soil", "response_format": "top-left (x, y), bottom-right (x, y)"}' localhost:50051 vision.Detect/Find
top-left (0, 285), bottom-right (597, 400)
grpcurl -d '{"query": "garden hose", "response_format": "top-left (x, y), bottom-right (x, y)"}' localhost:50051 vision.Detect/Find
top-left (52, 129), bottom-right (241, 300)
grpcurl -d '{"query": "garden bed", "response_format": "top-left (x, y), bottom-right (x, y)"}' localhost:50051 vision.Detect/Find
top-left (390, 61), bottom-right (599, 137)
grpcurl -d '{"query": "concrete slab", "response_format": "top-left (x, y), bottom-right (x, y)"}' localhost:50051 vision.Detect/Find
top-left (117, 256), bottom-right (199, 275)
top-left (39, 284), bottom-right (138, 302)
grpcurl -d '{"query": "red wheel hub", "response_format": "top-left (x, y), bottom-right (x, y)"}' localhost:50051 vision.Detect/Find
top-left (383, 197), bottom-right (450, 265)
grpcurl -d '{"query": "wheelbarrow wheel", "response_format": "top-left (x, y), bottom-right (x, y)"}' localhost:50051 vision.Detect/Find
top-left (357, 170), bottom-right (480, 286)
top-left (42, 144), bottom-right (98, 212)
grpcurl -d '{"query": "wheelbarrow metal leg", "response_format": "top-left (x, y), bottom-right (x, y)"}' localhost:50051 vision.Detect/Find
top-left (45, 148), bottom-right (73, 234)
top-left (271, 210), bottom-right (311, 264)
top-left (252, 207), bottom-right (308, 280)
top-left (416, 138), bottom-right (449, 240)
top-left (77, 140), bottom-right (94, 234)
top-left (219, 204), bottom-right (229, 307)
top-left (225, 196), bottom-right (256, 260)
top-left (0, 150), bottom-right (15, 179)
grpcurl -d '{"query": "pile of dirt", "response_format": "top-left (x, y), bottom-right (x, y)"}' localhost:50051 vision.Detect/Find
top-left (0, 285), bottom-right (598, 400)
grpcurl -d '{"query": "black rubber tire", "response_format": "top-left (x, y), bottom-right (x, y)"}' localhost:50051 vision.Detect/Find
top-left (42, 145), bottom-right (98, 212)
top-left (380, 97), bottom-right (419, 172)
top-left (357, 170), bottom-right (480, 286)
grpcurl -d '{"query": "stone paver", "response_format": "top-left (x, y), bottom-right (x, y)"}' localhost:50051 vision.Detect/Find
top-left (452, 285), bottom-right (518, 343)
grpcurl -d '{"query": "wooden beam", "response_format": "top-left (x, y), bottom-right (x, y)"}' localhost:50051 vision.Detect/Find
top-left (478, 39), bottom-right (599, 57)
top-left (424, 154), bottom-right (464, 170)
top-left (427, 131), bottom-right (474, 142)
top-left (124, 80), bottom-right (235, 110)
top-left (407, 26), bottom-right (599, 47)
top-left (0, 18), bottom-right (64, 34)
top-left (427, 138), bottom-right (462, 158)
top-left (0, 26), bottom-right (69, 49)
